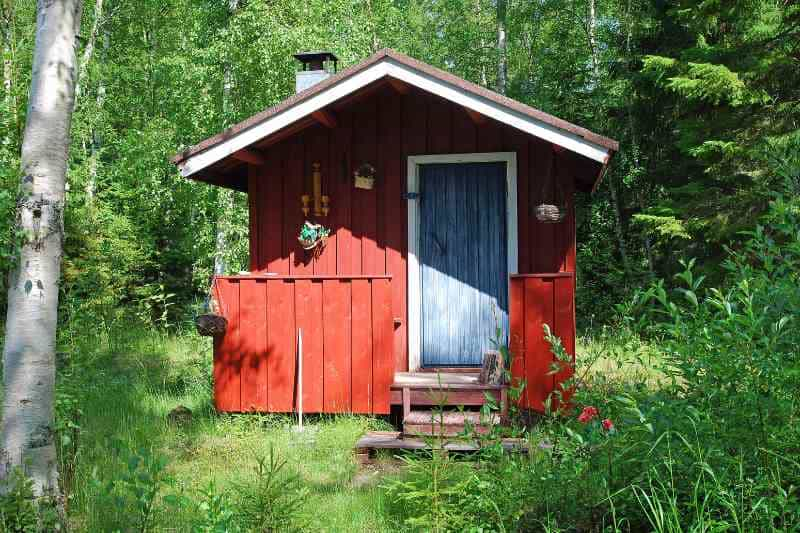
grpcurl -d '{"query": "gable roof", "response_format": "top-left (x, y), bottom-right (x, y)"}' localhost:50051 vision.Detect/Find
top-left (172, 48), bottom-right (618, 183)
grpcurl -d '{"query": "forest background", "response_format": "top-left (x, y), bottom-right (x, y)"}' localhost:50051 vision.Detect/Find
top-left (3, 0), bottom-right (797, 328)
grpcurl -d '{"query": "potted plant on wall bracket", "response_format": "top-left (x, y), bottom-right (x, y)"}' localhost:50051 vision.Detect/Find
top-left (298, 220), bottom-right (331, 256)
top-left (353, 163), bottom-right (377, 190)
top-left (534, 150), bottom-right (567, 223)
top-left (196, 278), bottom-right (228, 337)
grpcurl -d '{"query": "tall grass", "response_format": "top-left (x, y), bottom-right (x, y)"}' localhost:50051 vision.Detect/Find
top-left (55, 320), bottom-right (393, 531)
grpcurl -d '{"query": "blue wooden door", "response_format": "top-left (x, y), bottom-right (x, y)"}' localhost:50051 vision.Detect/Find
top-left (419, 162), bottom-right (508, 367)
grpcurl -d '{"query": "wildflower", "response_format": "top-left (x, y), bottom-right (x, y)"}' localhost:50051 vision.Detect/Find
top-left (577, 406), bottom-right (599, 423)
top-left (602, 418), bottom-right (614, 431)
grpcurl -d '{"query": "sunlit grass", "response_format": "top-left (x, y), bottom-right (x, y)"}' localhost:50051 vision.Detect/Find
top-left (61, 321), bottom-right (395, 532)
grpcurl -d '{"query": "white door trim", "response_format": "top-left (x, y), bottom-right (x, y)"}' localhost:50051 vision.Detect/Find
top-left (407, 152), bottom-right (518, 371)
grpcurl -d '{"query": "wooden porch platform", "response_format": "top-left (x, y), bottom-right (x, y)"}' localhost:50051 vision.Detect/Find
top-left (390, 371), bottom-right (508, 415)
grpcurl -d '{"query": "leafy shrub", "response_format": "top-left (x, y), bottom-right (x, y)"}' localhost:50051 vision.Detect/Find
top-left (92, 444), bottom-right (173, 533)
top-left (0, 467), bottom-right (61, 532)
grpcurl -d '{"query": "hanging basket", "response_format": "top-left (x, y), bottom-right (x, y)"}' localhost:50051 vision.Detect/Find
top-left (196, 277), bottom-right (228, 336)
top-left (353, 163), bottom-right (376, 190)
top-left (534, 204), bottom-right (567, 223)
top-left (196, 314), bottom-right (228, 337)
top-left (298, 235), bottom-right (328, 250)
top-left (534, 148), bottom-right (567, 223)
top-left (298, 221), bottom-right (330, 253)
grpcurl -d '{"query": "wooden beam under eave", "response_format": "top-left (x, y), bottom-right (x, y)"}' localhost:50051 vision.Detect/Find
top-left (387, 77), bottom-right (410, 95)
top-left (311, 109), bottom-right (338, 129)
top-left (231, 148), bottom-right (266, 166)
top-left (463, 107), bottom-right (487, 125)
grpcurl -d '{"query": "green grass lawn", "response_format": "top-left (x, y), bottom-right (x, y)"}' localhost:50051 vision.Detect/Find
top-left (57, 323), bottom-right (663, 531)
top-left (62, 324), bottom-right (397, 532)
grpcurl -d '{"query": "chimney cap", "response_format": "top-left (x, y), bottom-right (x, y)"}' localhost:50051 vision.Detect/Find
top-left (294, 51), bottom-right (338, 71)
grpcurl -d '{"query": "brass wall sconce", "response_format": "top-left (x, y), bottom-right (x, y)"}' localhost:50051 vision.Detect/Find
top-left (301, 162), bottom-right (330, 217)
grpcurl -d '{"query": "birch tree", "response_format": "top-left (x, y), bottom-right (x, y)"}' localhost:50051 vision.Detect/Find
top-left (214, 0), bottom-right (240, 276)
top-left (1, 0), bottom-right (82, 496)
top-left (496, 0), bottom-right (507, 95)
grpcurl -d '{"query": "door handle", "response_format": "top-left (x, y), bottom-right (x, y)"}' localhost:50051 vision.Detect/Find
top-left (432, 233), bottom-right (446, 255)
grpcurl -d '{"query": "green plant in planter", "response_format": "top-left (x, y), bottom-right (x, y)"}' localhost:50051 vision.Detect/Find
top-left (297, 221), bottom-right (331, 250)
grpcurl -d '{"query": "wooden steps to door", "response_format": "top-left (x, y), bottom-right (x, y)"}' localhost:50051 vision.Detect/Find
top-left (354, 431), bottom-right (528, 465)
top-left (403, 410), bottom-right (501, 437)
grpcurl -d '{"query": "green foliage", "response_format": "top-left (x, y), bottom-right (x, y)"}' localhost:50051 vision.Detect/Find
top-left (0, 468), bottom-right (61, 532)
top-left (297, 221), bottom-right (331, 244)
top-left (232, 448), bottom-right (307, 532)
top-left (96, 444), bottom-right (173, 533)
top-left (194, 481), bottom-right (238, 533)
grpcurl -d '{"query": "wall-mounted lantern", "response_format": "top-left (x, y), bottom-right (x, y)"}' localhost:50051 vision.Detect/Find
top-left (301, 162), bottom-right (330, 217)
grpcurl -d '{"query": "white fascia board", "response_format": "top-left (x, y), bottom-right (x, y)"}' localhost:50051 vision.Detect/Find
top-left (178, 58), bottom-right (611, 177)
top-left (383, 59), bottom-right (610, 163)
top-left (178, 62), bottom-right (392, 177)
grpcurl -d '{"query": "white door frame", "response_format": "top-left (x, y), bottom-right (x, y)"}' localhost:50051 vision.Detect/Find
top-left (407, 152), bottom-right (518, 371)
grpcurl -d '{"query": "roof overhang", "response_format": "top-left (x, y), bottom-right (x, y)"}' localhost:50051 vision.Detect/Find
top-left (173, 49), bottom-right (618, 188)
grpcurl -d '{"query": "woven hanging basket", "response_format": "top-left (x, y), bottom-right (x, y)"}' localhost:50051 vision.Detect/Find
top-left (534, 204), bottom-right (566, 223)
top-left (534, 148), bottom-right (567, 223)
top-left (196, 314), bottom-right (228, 337)
top-left (195, 277), bottom-right (228, 336)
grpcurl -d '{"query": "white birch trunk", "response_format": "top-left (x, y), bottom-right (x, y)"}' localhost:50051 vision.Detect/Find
top-left (73, 0), bottom-right (103, 109)
top-left (214, 0), bottom-right (240, 276)
top-left (1, 0), bottom-right (82, 496)
top-left (496, 0), bottom-right (508, 95)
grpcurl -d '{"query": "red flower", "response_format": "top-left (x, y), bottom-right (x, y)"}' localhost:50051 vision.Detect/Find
top-left (602, 418), bottom-right (614, 431)
top-left (577, 406), bottom-right (599, 424)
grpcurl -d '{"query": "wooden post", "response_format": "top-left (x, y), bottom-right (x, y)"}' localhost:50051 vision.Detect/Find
top-left (402, 387), bottom-right (411, 420)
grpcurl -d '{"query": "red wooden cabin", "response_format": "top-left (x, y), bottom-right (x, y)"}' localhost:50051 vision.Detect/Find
top-left (173, 49), bottom-right (618, 417)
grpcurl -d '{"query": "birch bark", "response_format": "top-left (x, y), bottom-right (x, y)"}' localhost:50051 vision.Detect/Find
top-left (496, 0), bottom-right (508, 95)
top-left (214, 0), bottom-right (240, 275)
top-left (1, 0), bottom-right (82, 496)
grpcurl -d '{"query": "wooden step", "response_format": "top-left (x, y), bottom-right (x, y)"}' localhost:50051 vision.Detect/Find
top-left (354, 431), bottom-right (528, 464)
top-left (403, 410), bottom-right (501, 437)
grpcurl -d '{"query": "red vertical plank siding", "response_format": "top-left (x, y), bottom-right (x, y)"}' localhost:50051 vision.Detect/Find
top-left (508, 131), bottom-right (530, 273)
top-left (403, 89), bottom-right (427, 156)
top-left (335, 110), bottom-right (353, 275)
top-left (285, 136), bottom-right (312, 275)
top-left (323, 279), bottom-right (352, 412)
top-left (307, 126), bottom-right (335, 275)
top-left (352, 99), bottom-right (378, 274)
top-left (451, 106), bottom-right (477, 154)
top-left (427, 95), bottom-right (451, 154)
top-left (214, 279), bottom-right (241, 411)
top-left (553, 275), bottom-right (576, 409)
top-left (380, 92), bottom-right (407, 372)
top-left (524, 277), bottom-right (554, 411)
top-left (262, 146), bottom-right (288, 274)
top-left (509, 278), bottom-right (526, 397)
top-left (351, 279), bottom-right (373, 413)
top-left (267, 280), bottom-right (296, 412)
top-left (371, 278), bottom-right (394, 414)
top-left (559, 163), bottom-right (576, 272)
top-left (248, 166), bottom-right (260, 271)
top-left (294, 279), bottom-right (324, 413)
top-left (240, 279), bottom-right (267, 411)
top-left (477, 118), bottom-right (503, 153)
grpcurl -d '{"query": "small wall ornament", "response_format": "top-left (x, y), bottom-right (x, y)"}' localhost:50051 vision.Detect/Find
top-left (353, 163), bottom-right (376, 190)
top-left (298, 221), bottom-right (331, 256)
top-left (302, 163), bottom-right (330, 217)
